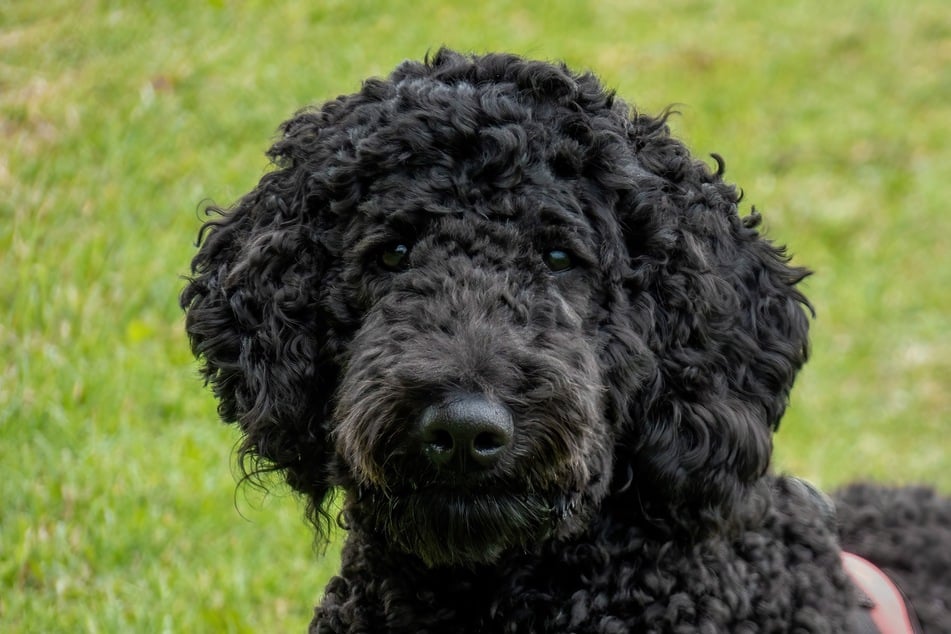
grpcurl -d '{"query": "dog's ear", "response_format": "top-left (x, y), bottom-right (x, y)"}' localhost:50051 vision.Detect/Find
top-left (609, 111), bottom-right (812, 535)
top-left (181, 122), bottom-right (343, 537)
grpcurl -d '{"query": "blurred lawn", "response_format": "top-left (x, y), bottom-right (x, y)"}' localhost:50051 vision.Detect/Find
top-left (1, 0), bottom-right (948, 631)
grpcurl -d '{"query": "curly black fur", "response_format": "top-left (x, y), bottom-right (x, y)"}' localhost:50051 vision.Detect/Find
top-left (182, 49), bottom-right (951, 632)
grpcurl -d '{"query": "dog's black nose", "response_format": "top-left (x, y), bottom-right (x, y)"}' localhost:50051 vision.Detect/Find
top-left (418, 395), bottom-right (514, 472)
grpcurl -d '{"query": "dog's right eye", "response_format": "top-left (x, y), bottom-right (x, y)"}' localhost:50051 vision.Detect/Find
top-left (379, 243), bottom-right (411, 271)
top-left (543, 248), bottom-right (574, 273)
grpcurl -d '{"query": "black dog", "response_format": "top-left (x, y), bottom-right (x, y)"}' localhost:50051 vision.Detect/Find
top-left (182, 50), bottom-right (950, 632)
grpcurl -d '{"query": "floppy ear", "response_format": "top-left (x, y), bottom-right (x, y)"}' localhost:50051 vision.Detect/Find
top-left (612, 111), bottom-right (812, 535)
top-left (180, 126), bottom-right (342, 536)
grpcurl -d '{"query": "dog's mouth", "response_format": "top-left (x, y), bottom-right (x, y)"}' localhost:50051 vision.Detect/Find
top-left (349, 484), bottom-right (582, 568)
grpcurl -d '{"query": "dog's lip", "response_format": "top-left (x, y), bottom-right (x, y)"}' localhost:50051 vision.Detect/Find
top-left (390, 482), bottom-right (527, 499)
top-left (356, 479), bottom-right (529, 501)
top-left (381, 466), bottom-right (511, 493)
top-left (357, 483), bottom-right (581, 520)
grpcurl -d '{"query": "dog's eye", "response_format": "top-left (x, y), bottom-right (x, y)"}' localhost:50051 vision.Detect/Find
top-left (379, 243), bottom-right (411, 271)
top-left (543, 248), bottom-right (574, 272)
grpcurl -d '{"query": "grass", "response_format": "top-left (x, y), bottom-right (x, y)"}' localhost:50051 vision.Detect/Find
top-left (2, 0), bottom-right (948, 630)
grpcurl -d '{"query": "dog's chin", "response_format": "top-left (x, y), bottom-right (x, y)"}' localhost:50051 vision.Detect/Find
top-left (356, 487), bottom-right (581, 568)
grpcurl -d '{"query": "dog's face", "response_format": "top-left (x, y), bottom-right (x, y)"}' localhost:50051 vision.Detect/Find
top-left (328, 178), bottom-right (621, 565)
top-left (182, 50), bottom-right (811, 567)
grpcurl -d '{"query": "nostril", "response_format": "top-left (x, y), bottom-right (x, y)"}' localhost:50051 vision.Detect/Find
top-left (473, 430), bottom-right (507, 454)
top-left (424, 428), bottom-right (454, 453)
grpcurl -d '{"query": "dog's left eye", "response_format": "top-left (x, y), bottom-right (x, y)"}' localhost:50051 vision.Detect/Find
top-left (543, 248), bottom-right (574, 272)
top-left (379, 243), bottom-right (411, 271)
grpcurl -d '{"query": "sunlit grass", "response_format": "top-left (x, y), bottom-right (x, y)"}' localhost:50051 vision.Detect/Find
top-left (2, 1), bottom-right (948, 630)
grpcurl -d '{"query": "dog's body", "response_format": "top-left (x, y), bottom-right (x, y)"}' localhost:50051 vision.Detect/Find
top-left (182, 50), bottom-right (950, 632)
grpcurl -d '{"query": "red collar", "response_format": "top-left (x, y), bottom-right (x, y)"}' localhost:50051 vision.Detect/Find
top-left (841, 552), bottom-right (920, 634)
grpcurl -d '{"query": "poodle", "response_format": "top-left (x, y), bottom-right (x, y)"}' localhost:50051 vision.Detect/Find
top-left (181, 50), bottom-right (951, 632)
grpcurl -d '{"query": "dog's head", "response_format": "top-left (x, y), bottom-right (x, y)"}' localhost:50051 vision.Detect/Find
top-left (182, 49), bottom-right (810, 566)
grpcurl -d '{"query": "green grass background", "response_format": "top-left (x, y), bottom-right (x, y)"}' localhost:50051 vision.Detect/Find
top-left (2, 0), bottom-right (948, 631)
